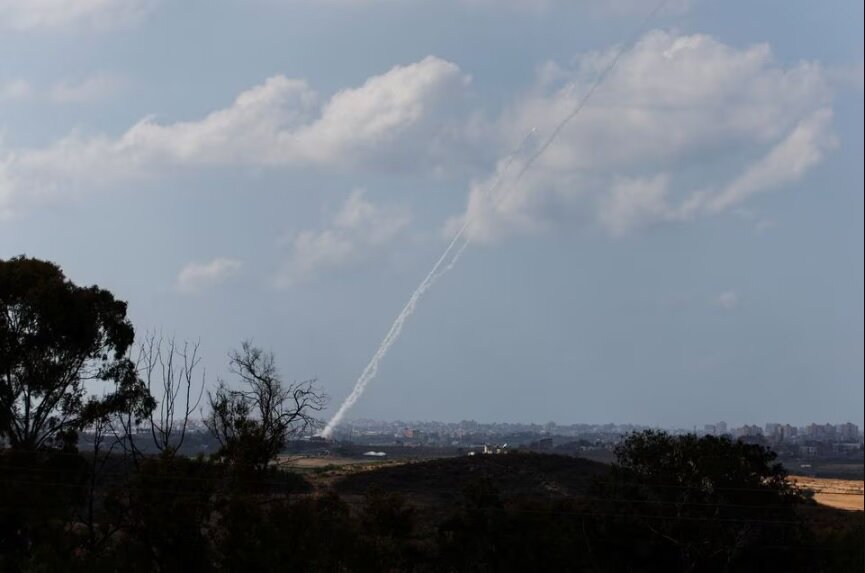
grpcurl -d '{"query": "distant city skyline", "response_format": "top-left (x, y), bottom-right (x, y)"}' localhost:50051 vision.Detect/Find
top-left (334, 417), bottom-right (862, 438)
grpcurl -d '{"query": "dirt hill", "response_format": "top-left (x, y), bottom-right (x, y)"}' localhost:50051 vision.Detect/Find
top-left (334, 452), bottom-right (608, 499)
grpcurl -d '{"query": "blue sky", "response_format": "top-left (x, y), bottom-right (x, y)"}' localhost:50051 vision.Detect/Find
top-left (1, 0), bottom-right (862, 428)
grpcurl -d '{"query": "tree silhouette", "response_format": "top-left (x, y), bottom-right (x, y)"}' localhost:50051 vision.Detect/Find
top-left (589, 430), bottom-right (815, 572)
top-left (205, 341), bottom-right (326, 473)
top-left (0, 256), bottom-right (153, 451)
top-left (137, 332), bottom-right (205, 456)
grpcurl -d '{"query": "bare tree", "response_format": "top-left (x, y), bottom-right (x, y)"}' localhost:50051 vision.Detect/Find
top-left (205, 341), bottom-right (326, 472)
top-left (122, 333), bottom-right (205, 457)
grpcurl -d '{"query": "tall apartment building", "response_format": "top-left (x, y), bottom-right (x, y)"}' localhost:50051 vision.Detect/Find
top-left (837, 422), bottom-right (860, 441)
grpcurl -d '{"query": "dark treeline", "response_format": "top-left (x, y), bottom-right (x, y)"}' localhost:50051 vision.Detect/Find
top-left (2, 432), bottom-right (862, 572)
top-left (1, 256), bottom-right (862, 572)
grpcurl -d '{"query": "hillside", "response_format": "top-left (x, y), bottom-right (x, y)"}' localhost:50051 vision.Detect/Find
top-left (334, 452), bottom-right (608, 499)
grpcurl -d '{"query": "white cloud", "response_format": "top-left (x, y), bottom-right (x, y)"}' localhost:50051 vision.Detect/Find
top-left (0, 56), bottom-right (469, 218)
top-left (0, 0), bottom-right (154, 31)
top-left (716, 290), bottom-right (739, 310)
top-left (278, 189), bottom-right (411, 286)
top-left (455, 30), bottom-right (835, 242)
top-left (708, 109), bottom-right (836, 213)
top-left (288, 57), bottom-right (470, 169)
top-left (177, 258), bottom-right (242, 293)
top-left (599, 174), bottom-right (676, 236)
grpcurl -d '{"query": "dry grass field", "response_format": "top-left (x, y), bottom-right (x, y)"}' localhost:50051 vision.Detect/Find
top-left (278, 456), bottom-right (865, 512)
top-left (791, 475), bottom-right (864, 511)
top-left (275, 455), bottom-right (407, 491)
top-left (277, 455), bottom-right (390, 469)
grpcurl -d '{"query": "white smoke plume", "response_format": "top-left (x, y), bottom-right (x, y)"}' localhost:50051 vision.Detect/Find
top-left (321, 0), bottom-right (670, 438)
top-left (320, 134), bottom-right (534, 438)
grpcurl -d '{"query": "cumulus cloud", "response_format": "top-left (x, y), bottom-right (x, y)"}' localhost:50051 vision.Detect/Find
top-left (0, 56), bottom-right (469, 218)
top-left (277, 189), bottom-right (411, 286)
top-left (707, 108), bottom-right (836, 212)
top-left (0, 0), bottom-right (154, 31)
top-left (455, 30), bottom-right (835, 241)
top-left (177, 258), bottom-right (242, 293)
top-left (598, 174), bottom-right (678, 236)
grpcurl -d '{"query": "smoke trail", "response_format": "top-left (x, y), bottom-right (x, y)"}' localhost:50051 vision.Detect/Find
top-left (321, 134), bottom-right (534, 438)
top-left (321, 0), bottom-right (669, 438)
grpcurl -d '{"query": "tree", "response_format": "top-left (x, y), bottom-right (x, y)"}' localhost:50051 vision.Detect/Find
top-left (205, 341), bottom-right (326, 473)
top-left (588, 430), bottom-right (815, 573)
top-left (137, 332), bottom-right (205, 456)
top-left (78, 365), bottom-right (155, 552)
top-left (0, 256), bottom-right (152, 451)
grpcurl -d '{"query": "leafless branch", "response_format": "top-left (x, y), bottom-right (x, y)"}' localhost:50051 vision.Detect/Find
top-left (136, 331), bottom-right (206, 455)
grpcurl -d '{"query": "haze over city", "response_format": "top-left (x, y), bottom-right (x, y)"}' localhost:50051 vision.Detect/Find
top-left (2, 0), bottom-right (862, 429)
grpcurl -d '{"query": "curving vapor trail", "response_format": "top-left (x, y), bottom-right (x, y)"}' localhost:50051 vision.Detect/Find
top-left (321, 0), bottom-right (669, 438)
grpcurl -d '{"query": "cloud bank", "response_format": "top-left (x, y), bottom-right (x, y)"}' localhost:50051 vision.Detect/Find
top-left (0, 56), bottom-right (469, 217)
top-left (453, 30), bottom-right (836, 241)
top-left (177, 258), bottom-right (242, 293)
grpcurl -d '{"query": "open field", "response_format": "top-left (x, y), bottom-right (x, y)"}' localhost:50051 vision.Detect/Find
top-left (279, 454), bottom-right (865, 512)
top-left (275, 455), bottom-right (408, 491)
top-left (791, 475), bottom-right (864, 511)
top-left (277, 455), bottom-right (393, 469)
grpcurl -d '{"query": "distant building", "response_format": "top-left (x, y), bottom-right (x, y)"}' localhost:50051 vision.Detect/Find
top-left (805, 423), bottom-right (836, 441)
top-left (482, 443), bottom-right (508, 455)
top-left (837, 422), bottom-right (860, 441)
top-left (703, 424), bottom-right (716, 436)
top-left (536, 437), bottom-right (553, 450)
top-left (716, 421), bottom-right (728, 435)
top-left (764, 423), bottom-right (797, 442)
top-left (402, 428), bottom-right (416, 439)
top-left (833, 442), bottom-right (861, 454)
top-left (765, 423), bottom-right (782, 440)
top-left (735, 424), bottom-right (763, 438)
top-left (780, 424), bottom-right (798, 441)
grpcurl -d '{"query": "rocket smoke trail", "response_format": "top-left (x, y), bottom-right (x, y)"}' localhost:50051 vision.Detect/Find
top-left (321, 0), bottom-right (669, 438)
top-left (320, 135), bottom-right (534, 438)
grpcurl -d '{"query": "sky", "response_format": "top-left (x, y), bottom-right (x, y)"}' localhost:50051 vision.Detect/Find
top-left (1, 0), bottom-right (862, 428)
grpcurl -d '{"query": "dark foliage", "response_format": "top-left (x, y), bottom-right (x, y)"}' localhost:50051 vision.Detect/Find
top-left (585, 430), bottom-right (818, 572)
top-left (0, 450), bottom-right (88, 571)
top-left (337, 452), bottom-right (608, 499)
top-left (1, 259), bottom-right (860, 572)
top-left (105, 454), bottom-right (217, 572)
top-left (0, 256), bottom-right (153, 451)
top-left (205, 341), bottom-right (326, 474)
top-left (437, 479), bottom-right (593, 572)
